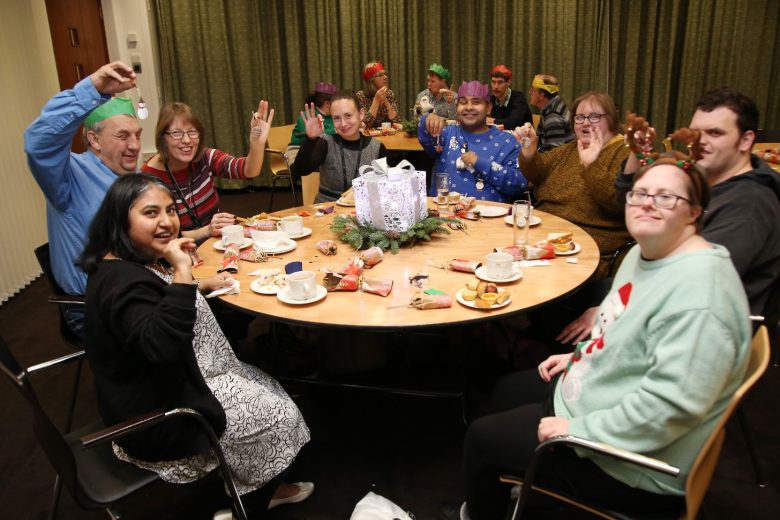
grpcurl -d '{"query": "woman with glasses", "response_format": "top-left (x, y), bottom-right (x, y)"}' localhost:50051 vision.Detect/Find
top-left (142, 101), bottom-right (274, 241)
top-left (515, 91), bottom-right (630, 278)
top-left (448, 139), bottom-right (751, 520)
top-left (355, 61), bottom-right (401, 129)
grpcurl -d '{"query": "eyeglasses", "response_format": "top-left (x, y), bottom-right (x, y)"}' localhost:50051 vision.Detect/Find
top-left (574, 113), bottom-right (606, 124)
top-left (165, 129), bottom-right (200, 140)
top-left (626, 190), bottom-right (690, 209)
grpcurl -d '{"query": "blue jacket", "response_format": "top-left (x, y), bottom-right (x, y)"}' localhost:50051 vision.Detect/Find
top-left (24, 77), bottom-right (117, 295)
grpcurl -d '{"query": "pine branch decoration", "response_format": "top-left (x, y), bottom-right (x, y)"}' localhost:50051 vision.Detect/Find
top-left (330, 215), bottom-right (458, 253)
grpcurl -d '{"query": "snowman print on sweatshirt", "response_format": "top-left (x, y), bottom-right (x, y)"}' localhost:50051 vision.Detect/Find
top-left (561, 282), bottom-right (632, 402)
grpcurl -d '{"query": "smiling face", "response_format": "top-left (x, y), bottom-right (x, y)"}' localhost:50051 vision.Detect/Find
top-left (626, 165), bottom-right (701, 247)
top-left (574, 98), bottom-right (614, 146)
top-left (163, 116), bottom-right (200, 170)
top-left (457, 96), bottom-right (490, 132)
top-left (128, 185), bottom-right (180, 260)
top-left (330, 98), bottom-right (364, 140)
top-left (689, 106), bottom-right (754, 183)
top-left (427, 72), bottom-right (447, 96)
top-left (88, 114), bottom-right (142, 174)
top-left (371, 70), bottom-right (389, 90)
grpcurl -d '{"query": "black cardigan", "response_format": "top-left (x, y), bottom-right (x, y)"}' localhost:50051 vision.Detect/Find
top-left (84, 260), bottom-right (226, 461)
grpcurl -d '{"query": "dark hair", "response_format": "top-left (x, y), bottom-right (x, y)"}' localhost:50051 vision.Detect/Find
top-left (490, 72), bottom-right (510, 82)
top-left (155, 102), bottom-right (207, 163)
top-left (571, 91), bottom-right (620, 135)
top-left (80, 174), bottom-right (176, 273)
top-left (305, 91), bottom-right (333, 108)
top-left (330, 91), bottom-right (361, 111)
top-left (695, 87), bottom-right (759, 135)
top-left (633, 157), bottom-right (711, 232)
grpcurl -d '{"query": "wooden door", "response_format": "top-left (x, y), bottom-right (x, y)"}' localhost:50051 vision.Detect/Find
top-left (45, 0), bottom-right (110, 152)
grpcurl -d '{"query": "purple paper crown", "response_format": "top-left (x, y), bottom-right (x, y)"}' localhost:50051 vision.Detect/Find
top-left (457, 80), bottom-right (490, 102)
top-left (314, 81), bottom-right (338, 96)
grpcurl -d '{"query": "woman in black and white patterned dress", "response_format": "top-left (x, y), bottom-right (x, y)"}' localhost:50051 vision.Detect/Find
top-left (80, 174), bottom-right (312, 516)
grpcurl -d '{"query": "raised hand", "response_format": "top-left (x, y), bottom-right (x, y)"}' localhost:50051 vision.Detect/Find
top-left (164, 237), bottom-right (197, 274)
top-left (578, 126), bottom-right (605, 167)
top-left (514, 122), bottom-right (538, 159)
top-left (375, 86), bottom-right (388, 104)
top-left (425, 113), bottom-right (446, 137)
top-left (90, 61), bottom-right (137, 95)
top-left (301, 103), bottom-right (325, 139)
top-left (249, 100), bottom-right (274, 142)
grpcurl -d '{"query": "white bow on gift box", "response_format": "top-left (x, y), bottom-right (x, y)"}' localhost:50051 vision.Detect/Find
top-left (352, 158), bottom-right (428, 232)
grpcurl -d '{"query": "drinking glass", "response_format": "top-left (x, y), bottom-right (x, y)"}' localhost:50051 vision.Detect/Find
top-left (434, 172), bottom-right (450, 206)
top-left (513, 200), bottom-right (533, 246)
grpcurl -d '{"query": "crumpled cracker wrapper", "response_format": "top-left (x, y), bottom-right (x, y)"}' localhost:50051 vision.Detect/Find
top-left (496, 243), bottom-right (555, 261)
top-left (218, 243), bottom-right (240, 273)
top-left (360, 277), bottom-right (393, 297)
top-left (340, 258), bottom-right (364, 277)
top-left (323, 272), bottom-right (359, 291)
top-left (449, 258), bottom-right (481, 273)
top-left (316, 240), bottom-right (338, 256)
top-left (360, 246), bottom-right (384, 268)
top-left (411, 292), bottom-right (451, 309)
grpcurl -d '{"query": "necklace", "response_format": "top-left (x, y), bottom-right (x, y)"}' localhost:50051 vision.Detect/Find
top-left (163, 161), bottom-right (203, 227)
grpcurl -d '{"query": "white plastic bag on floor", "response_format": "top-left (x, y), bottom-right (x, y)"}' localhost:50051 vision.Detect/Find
top-left (350, 491), bottom-right (415, 520)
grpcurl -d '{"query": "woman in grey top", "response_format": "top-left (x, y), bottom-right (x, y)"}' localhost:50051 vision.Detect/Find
top-left (292, 92), bottom-right (386, 203)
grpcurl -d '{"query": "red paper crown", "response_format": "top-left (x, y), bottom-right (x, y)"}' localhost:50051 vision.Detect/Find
top-left (490, 64), bottom-right (512, 80)
top-left (362, 62), bottom-right (385, 82)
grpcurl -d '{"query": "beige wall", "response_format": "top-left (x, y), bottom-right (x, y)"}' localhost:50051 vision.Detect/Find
top-left (0, 0), bottom-right (58, 302)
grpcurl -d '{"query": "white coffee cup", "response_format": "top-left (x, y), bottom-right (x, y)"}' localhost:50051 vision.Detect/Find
top-left (485, 252), bottom-right (514, 280)
top-left (287, 271), bottom-right (317, 301)
top-left (277, 215), bottom-right (304, 236)
top-left (250, 230), bottom-right (283, 251)
top-left (220, 224), bottom-right (244, 245)
top-left (381, 122), bottom-right (392, 131)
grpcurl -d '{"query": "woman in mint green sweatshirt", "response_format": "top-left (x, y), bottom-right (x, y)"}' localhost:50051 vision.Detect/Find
top-left (456, 153), bottom-right (752, 520)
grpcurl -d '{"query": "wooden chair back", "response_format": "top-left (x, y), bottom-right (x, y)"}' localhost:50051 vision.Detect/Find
top-left (266, 125), bottom-right (295, 177)
top-left (301, 172), bottom-right (320, 206)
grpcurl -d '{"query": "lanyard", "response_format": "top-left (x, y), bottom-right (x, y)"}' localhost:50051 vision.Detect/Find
top-left (337, 135), bottom-right (365, 191)
top-left (164, 162), bottom-right (203, 228)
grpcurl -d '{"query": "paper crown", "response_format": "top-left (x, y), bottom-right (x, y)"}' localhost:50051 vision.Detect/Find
top-left (457, 81), bottom-right (490, 102)
top-left (314, 81), bottom-right (337, 96)
top-left (362, 62), bottom-right (385, 82)
top-left (84, 97), bottom-right (136, 127)
top-left (532, 75), bottom-right (560, 94)
top-left (490, 64), bottom-right (512, 80)
top-left (427, 63), bottom-right (451, 83)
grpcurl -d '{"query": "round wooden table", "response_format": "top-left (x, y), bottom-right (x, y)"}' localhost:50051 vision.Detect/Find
top-left (194, 201), bottom-right (599, 330)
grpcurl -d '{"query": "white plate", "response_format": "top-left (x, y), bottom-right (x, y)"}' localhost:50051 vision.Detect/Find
top-left (213, 238), bottom-right (253, 251)
top-left (475, 264), bottom-right (523, 283)
top-left (277, 285), bottom-right (327, 305)
top-left (555, 242), bottom-right (582, 256)
top-left (254, 239), bottom-right (297, 254)
top-left (456, 288), bottom-right (512, 310)
top-left (474, 205), bottom-right (509, 218)
top-left (283, 227), bottom-right (313, 240)
top-left (503, 214), bottom-right (542, 227)
top-left (249, 271), bottom-right (287, 295)
top-left (336, 198), bottom-right (355, 207)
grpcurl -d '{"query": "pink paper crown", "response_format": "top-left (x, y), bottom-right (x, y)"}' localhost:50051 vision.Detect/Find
top-left (314, 82), bottom-right (337, 96)
top-left (457, 81), bottom-right (490, 102)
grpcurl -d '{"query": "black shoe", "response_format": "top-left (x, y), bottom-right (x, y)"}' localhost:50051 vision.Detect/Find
top-left (439, 502), bottom-right (465, 520)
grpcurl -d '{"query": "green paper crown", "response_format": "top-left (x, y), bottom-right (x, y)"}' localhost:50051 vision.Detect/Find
top-left (428, 63), bottom-right (451, 83)
top-left (85, 97), bottom-right (137, 127)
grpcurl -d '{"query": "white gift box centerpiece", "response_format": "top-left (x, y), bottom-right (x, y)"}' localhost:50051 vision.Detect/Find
top-left (352, 158), bottom-right (428, 232)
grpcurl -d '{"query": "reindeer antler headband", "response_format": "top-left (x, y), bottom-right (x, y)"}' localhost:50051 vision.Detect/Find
top-left (623, 112), bottom-right (704, 172)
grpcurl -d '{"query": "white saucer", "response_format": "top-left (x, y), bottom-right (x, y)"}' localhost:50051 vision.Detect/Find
top-left (249, 272), bottom-right (287, 295)
top-left (455, 288), bottom-right (512, 310)
top-left (254, 239), bottom-right (297, 254)
top-left (474, 205), bottom-right (509, 217)
top-left (277, 285), bottom-right (327, 305)
top-left (283, 227), bottom-right (313, 240)
top-left (555, 242), bottom-right (582, 256)
top-left (475, 265), bottom-right (522, 283)
top-left (503, 214), bottom-right (542, 226)
top-left (213, 237), bottom-right (253, 251)
top-left (336, 198), bottom-right (355, 207)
